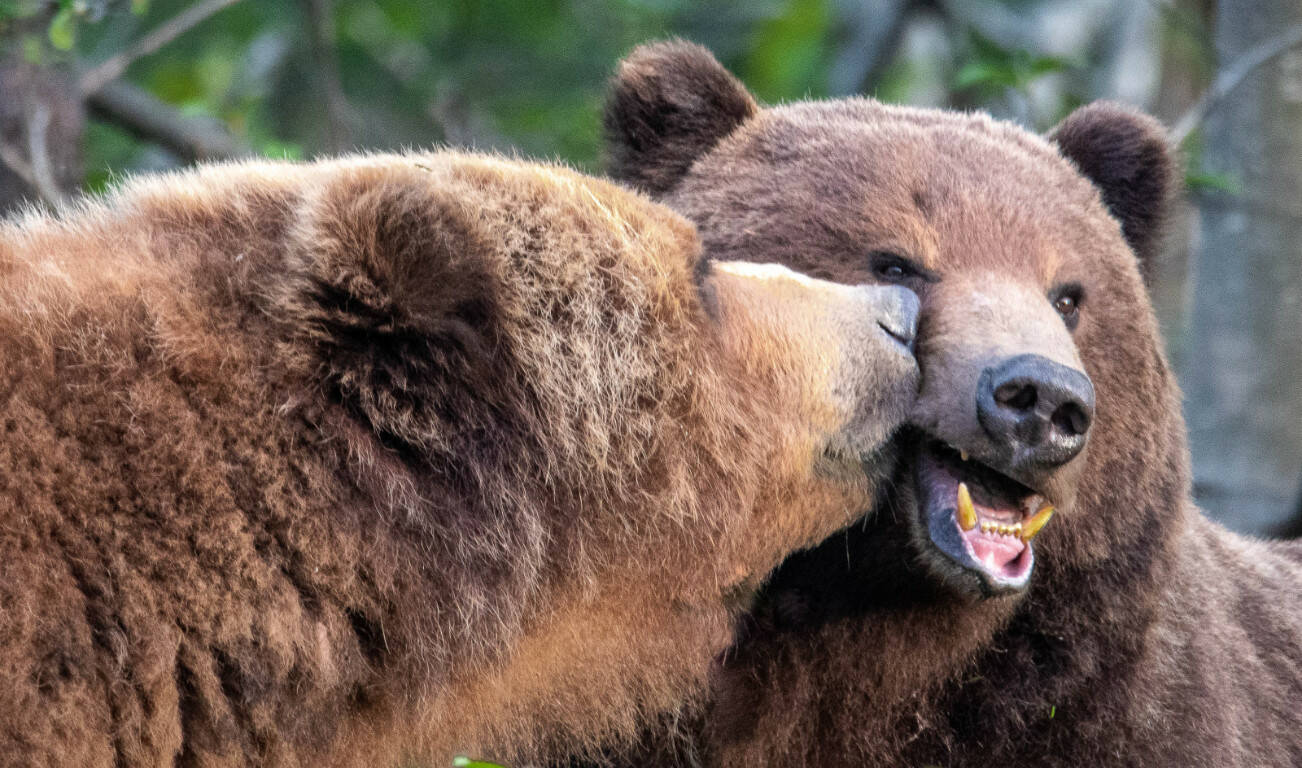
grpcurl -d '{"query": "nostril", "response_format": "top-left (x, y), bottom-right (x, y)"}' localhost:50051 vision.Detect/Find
top-left (994, 381), bottom-right (1037, 411)
top-left (1052, 401), bottom-right (1091, 437)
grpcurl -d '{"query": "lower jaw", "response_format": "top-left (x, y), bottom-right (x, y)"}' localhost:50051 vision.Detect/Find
top-left (912, 447), bottom-right (1038, 598)
top-left (924, 504), bottom-right (1034, 597)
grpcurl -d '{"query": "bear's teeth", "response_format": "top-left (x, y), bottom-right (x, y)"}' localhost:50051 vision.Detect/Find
top-left (957, 482), bottom-right (978, 531)
top-left (1021, 504), bottom-right (1055, 542)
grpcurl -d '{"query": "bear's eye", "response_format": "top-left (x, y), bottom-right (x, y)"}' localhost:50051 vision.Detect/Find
top-left (1051, 283), bottom-right (1084, 331)
top-left (869, 252), bottom-right (928, 285)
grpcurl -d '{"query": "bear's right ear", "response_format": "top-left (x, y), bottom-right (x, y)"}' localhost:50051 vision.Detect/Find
top-left (1048, 101), bottom-right (1176, 273)
top-left (603, 39), bottom-right (758, 196)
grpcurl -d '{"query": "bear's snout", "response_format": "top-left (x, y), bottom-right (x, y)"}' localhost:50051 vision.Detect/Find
top-left (871, 284), bottom-right (920, 352)
top-left (976, 353), bottom-right (1095, 476)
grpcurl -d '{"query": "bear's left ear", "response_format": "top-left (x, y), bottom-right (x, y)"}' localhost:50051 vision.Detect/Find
top-left (1048, 101), bottom-right (1176, 269)
top-left (603, 39), bottom-right (758, 196)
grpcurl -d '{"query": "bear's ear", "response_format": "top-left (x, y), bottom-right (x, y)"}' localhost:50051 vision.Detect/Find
top-left (1048, 101), bottom-right (1177, 270)
top-left (287, 167), bottom-right (508, 446)
top-left (295, 167), bottom-right (499, 351)
top-left (603, 39), bottom-right (758, 196)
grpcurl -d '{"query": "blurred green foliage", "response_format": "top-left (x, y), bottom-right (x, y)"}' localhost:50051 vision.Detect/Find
top-left (2, 0), bottom-right (1214, 193)
top-left (952, 29), bottom-right (1073, 95)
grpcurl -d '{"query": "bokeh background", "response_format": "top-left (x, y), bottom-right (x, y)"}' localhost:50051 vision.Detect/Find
top-left (2, 0), bottom-right (1299, 535)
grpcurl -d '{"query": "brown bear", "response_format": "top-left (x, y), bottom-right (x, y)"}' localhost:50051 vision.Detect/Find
top-left (597, 40), bottom-right (1302, 767)
top-left (0, 151), bottom-right (922, 767)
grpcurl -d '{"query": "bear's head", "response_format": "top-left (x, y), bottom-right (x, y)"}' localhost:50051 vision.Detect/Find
top-left (269, 154), bottom-right (922, 756)
top-left (282, 155), bottom-right (920, 597)
top-left (605, 41), bottom-right (1184, 599)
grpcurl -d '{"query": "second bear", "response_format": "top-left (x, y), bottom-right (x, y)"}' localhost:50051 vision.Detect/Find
top-left (600, 40), bottom-right (1302, 767)
top-left (0, 152), bottom-right (921, 767)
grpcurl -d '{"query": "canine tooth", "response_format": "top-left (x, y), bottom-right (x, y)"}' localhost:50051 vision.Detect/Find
top-left (960, 450), bottom-right (969, 462)
top-left (957, 482), bottom-right (978, 531)
top-left (1021, 505), bottom-right (1055, 542)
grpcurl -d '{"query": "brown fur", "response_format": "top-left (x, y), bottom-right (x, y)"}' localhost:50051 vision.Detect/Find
top-left (0, 151), bottom-right (921, 766)
top-left (597, 41), bottom-right (1302, 768)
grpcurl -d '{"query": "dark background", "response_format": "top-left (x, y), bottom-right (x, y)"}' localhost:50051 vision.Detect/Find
top-left (2, 0), bottom-right (1299, 535)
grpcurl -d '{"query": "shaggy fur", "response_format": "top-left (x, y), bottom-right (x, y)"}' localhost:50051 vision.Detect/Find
top-left (0, 151), bottom-right (921, 767)
top-left (595, 41), bottom-right (1302, 768)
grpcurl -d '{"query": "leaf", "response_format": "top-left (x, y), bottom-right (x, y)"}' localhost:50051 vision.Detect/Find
top-left (257, 139), bottom-right (303, 161)
top-left (1029, 55), bottom-right (1073, 77)
top-left (955, 27), bottom-right (1078, 93)
top-left (954, 62), bottom-right (1015, 90)
top-left (1185, 171), bottom-right (1241, 195)
top-left (744, 0), bottom-right (832, 101)
top-left (452, 758), bottom-right (508, 768)
top-left (131, 0), bottom-right (149, 15)
top-left (48, 7), bottom-right (75, 51)
top-left (967, 27), bottom-right (1010, 61)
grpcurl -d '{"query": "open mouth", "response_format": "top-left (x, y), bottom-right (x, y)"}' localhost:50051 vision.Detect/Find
top-left (915, 440), bottom-right (1055, 595)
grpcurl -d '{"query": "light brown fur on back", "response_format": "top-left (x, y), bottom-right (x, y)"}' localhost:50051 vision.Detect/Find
top-left (0, 151), bottom-right (916, 766)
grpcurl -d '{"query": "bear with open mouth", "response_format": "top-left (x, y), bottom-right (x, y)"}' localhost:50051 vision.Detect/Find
top-left (595, 40), bottom-right (1302, 767)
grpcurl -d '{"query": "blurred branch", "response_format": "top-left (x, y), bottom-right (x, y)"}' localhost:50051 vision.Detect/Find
top-left (298, 0), bottom-right (354, 151)
top-left (0, 140), bottom-right (40, 197)
top-left (0, 106), bottom-right (69, 206)
top-left (1171, 22), bottom-right (1302, 144)
top-left (74, 0), bottom-right (250, 162)
top-left (856, 0), bottom-right (935, 95)
top-left (26, 105), bottom-right (66, 205)
top-left (79, 0), bottom-right (245, 95)
top-left (88, 79), bottom-right (249, 161)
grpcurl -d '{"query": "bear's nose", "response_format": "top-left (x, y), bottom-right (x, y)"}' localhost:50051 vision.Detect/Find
top-left (976, 353), bottom-right (1094, 471)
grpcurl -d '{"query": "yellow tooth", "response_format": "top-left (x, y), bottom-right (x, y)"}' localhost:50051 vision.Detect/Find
top-left (960, 450), bottom-right (969, 462)
top-left (957, 482), bottom-right (978, 531)
top-left (1022, 505), bottom-right (1055, 542)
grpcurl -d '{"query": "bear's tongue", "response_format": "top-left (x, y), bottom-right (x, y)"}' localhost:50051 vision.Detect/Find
top-left (965, 531), bottom-right (1024, 571)
top-left (918, 442), bottom-right (1054, 590)
top-left (959, 491), bottom-right (1028, 572)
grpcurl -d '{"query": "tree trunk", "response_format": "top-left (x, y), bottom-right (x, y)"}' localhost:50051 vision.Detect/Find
top-left (1182, 0), bottom-right (1302, 534)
